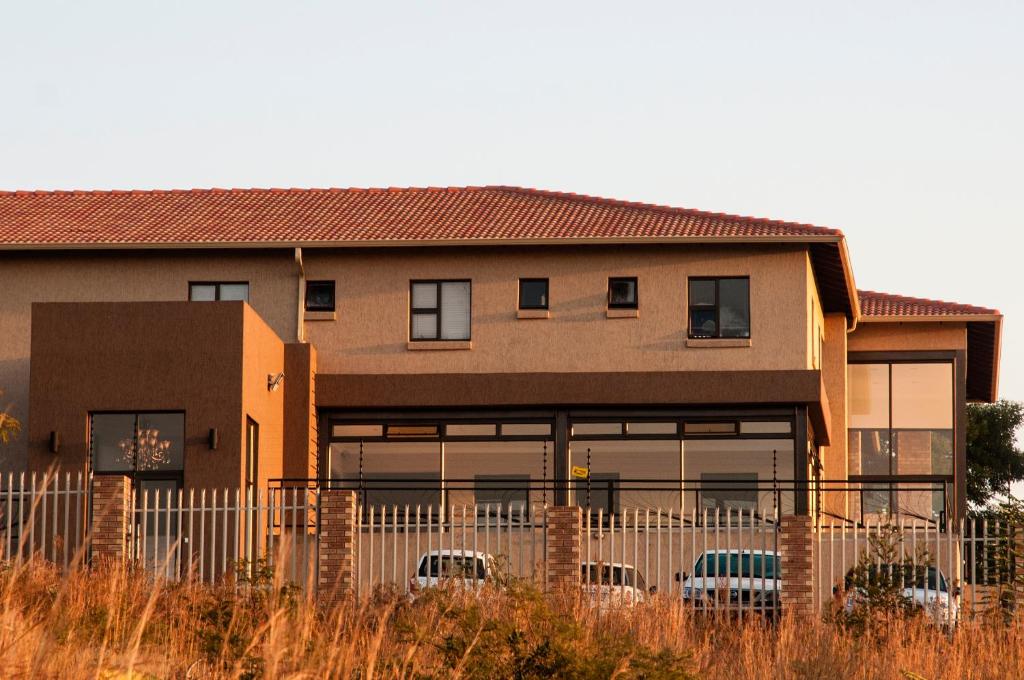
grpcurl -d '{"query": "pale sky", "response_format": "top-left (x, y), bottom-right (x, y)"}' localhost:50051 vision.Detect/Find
top-left (2, 1), bottom-right (1022, 489)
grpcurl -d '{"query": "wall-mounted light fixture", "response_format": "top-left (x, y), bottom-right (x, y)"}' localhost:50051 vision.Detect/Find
top-left (49, 431), bottom-right (60, 454)
top-left (267, 372), bottom-right (285, 392)
top-left (208, 428), bottom-right (219, 450)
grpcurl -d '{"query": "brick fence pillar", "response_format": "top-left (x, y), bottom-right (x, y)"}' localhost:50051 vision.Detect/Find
top-left (546, 506), bottom-right (582, 590)
top-left (779, 514), bottom-right (816, 619)
top-left (91, 474), bottom-right (132, 565)
top-left (318, 489), bottom-right (357, 605)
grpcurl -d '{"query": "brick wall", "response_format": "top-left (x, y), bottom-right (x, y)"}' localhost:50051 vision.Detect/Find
top-left (91, 474), bottom-right (131, 564)
top-left (779, 514), bottom-right (815, 619)
top-left (545, 506), bottom-right (581, 589)
top-left (318, 489), bottom-right (357, 604)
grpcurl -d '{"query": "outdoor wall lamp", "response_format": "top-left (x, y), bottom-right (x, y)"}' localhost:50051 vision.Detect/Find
top-left (267, 372), bottom-right (285, 392)
top-left (208, 428), bottom-right (219, 450)
top-left (49, 430), bottom-right (60, 454)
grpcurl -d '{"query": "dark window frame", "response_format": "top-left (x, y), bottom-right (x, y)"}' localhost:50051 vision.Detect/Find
top-left (518, 278), bottom-right (550, 310)
top-left (409, 279), bottom-right (472, 342)
top-left (607, 277), bottom-right (639, 309)
top-left (687, 276), bottom-right (751, 339)
top-left (188, 281), bottom-right (250, 302)
top-left (89, 410), bottom-right (186, 482)
top-left (304, 280), bottom-right (336, 312)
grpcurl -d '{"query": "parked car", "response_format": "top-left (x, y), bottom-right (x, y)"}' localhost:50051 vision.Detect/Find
top-left (837, 563), bottom-right (960, 627)
top-left (409, 550), bottom-right (494, 592)
top-left (677, 550), bottom-right (781, 616)
top-left (581, 562), bottom-right (653, 608)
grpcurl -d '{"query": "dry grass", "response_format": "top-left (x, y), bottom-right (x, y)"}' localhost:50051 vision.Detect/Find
top-left (0, 559), bottom-right (1022, 679)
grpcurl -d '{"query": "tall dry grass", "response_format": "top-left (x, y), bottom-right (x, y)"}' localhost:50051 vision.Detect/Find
top-left (0, 558), bottom-right (1022, 679)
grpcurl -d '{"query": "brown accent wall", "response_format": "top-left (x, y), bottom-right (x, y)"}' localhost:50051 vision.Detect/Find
top-left (820, 313), bottom-right (848, 519)
top-left (27, 301), bottom-right (285, 491)
top-left (301, 244), bottom-right (816, 375)
top-left (241, 305), bottom-right (287, 490)
top-left (283, 342), bottom-right (318, 480)
top-left (2, 249), bottom-right (300, 471)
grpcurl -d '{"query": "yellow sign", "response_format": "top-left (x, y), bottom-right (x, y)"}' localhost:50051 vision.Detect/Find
top-left (571, 466), bottom-right (589, 479)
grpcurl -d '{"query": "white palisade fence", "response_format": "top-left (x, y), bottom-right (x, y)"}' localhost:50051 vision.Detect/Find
top-left (0, 472), bottom-right (91, 567)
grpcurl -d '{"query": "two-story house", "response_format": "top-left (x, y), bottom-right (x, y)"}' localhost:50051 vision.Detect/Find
top-left (0, 187), bottom-right (1002, 525)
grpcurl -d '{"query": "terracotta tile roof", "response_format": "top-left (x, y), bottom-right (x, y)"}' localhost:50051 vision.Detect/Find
top-left (0, 186), bottom-right (843, 246)
top-left (858, 290), bottom-right (1000, 318)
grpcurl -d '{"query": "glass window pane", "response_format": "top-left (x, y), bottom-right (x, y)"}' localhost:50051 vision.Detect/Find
top-left (440, 281), bottom-right (471, 340)
top-left (219, 283), bottom-right (249, 301)
top-left (569, 439), bottom-right (682, 512)
top-left (411, 282), bottom-right (437, 309)
top-left (446, 424), bottom-right (497, 437)
top-left (91, 414), bottom-right (136, 472)
top-left (328, 441), bottom-right (441, 510)
top-left (445, 440), bottom-right (549, 512)
top-left (700, 473), bottom-right (758, 511)
top-left (411, 312), bottom-right (437, 339)
top-left (135, 413), bottom-right (185, 471)
top-left (684, 422), bottom-right (736, 435)
top-left (501, 423), bottom-right (552, 436)
top-left (625, 422), bottom-right (677, 435)
top-left (684, 439), bottom-right (795, 515)
top-left (689, 309), bottom-right (717, 337)
top-left (519, 279), bottom-right (548, 309)
top-left (332, 424), bottom-right (383, 438)
top-left (739, 421), bottom-right (792, 434)
top-left (891, 363), bottom-right (953, 429)
top-left (572, 422), bottom-right (623, 436)
top-left (718, 278), bottom-right (750, 338)
top-left (848, 364), bottom-right (890, 429)
top-left (608, 278), bottom-right (637, 307)
top-left (688, 279), bottom-right (716, 307)
top-left (305, 281), bottom-right (335, 311)
top-left (386, 425), bottom-right (439, 438)
top-left (189, 284), bottom-right (216, 301)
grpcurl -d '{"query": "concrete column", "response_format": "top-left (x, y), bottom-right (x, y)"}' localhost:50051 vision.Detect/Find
top-left (318, 488), bottom-right (357, 604)
top-left (779, 514), bottom-right (816, 618)
top-left (546, 506), bottom-right (581, 589)
top-left (91, 474), bottom-right (132, 565)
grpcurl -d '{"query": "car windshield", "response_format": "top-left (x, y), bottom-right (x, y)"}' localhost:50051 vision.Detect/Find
top-left (581, 564), bottom-right (646, 590)
top-left (692, 552), bottom-right (777, 579)
top-left (419, 554), bottom-right (487, 579)
top-left (845, 564), bottom-right (947, 593)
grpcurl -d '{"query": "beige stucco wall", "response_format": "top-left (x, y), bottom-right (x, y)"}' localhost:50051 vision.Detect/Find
top-left (241, 304), bottom-right (287, 489)
top-left (820, 313), bottom-right (849, 518)
top-left (302, 244), bottom-right (816, 376)
top-left (0, 250), bottom-right (300, 470)
top-left (847, 322), bottom-right (967, 352)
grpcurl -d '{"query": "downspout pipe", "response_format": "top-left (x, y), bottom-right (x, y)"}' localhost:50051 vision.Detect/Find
top-left (295, 247), bottom-right (305, 342)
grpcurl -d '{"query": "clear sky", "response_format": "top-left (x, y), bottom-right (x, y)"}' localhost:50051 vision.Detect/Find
top-left (2, 2), bottom-right (1022, 486)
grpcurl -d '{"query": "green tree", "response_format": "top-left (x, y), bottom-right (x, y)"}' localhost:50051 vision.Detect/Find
top-left (0, 390), bottom-right (21, 445)
top-left (967, 400), bottom-right (1024, 507)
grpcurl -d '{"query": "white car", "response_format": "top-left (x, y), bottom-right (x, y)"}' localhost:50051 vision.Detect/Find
top-left (678, 550), bottom-right (781, 616)
top-left (581, 562), bottom-right (652, 608)
top-left (839, 564), bottom-right (960, 626)
top-left (409, 550), bottom-right (494, 592)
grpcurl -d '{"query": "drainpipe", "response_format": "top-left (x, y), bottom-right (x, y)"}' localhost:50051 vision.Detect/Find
top-left (294, 247), bottom-right (306, 342)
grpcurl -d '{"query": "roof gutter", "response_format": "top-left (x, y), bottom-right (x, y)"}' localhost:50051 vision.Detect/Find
top-left (0, 234), bottom-right (846, 251)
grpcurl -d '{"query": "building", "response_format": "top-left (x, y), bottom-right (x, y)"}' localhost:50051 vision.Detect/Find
top-left (0, 186), bottom-right (1003, 525)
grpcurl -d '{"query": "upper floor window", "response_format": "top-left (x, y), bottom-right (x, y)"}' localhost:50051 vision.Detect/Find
top-left (410, 280), bottom-right (471, 341)
top-left (189, 282), bottom-right (249, 302)
top-left (688, 277), bottom-right (750, 338)
top-left (608, 277), bottom-right (638, 309)
top-left (305, 280), bottom-right (336, 312)
top-left (518, 278), bottom-right (549, 310)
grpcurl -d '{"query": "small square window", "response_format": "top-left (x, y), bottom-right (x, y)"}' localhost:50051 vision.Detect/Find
top-left (518, 278), bottom-right (549, 310)
top-left (189, 282), bottom-right (249, 302)
top-left (608, 277), bottom-right (638, 309)
top-left (305, 281), bottom-right (336, 312)
top-left (688, 277), bottom-right (749, 339)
